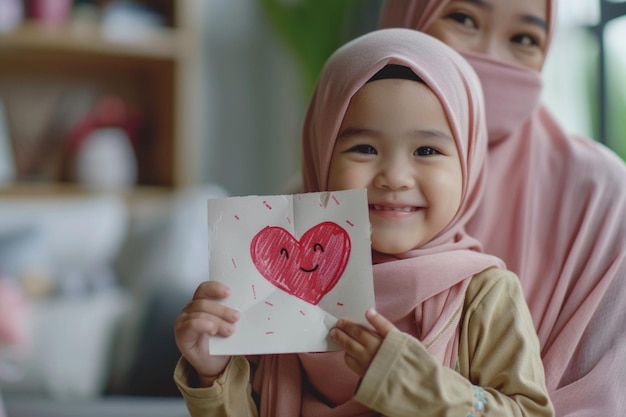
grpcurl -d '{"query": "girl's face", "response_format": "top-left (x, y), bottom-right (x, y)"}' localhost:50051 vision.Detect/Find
top-left (426, 0), bottom-right (548, 70)
top-left (327, 78), bottom-right (462, 255)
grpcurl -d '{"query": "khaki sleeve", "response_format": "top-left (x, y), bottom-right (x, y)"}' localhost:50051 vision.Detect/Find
top-left (354, 268), bottom-right (554, 417)
top-left (173, 356), bottom-right (257, 417)
top-left (459, 268), bottom-right (554, 416)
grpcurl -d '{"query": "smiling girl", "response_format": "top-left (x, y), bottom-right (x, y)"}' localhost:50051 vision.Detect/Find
top-left (173, 28), bottom-right (553, 416)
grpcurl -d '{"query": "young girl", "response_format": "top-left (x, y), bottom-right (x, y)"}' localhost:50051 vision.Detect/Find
top-left (173, 28), bottom-right (553, 416)
top-left (379, 1), bottom-right (626, 414)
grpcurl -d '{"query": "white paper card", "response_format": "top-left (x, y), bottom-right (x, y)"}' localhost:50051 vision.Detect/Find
top-left (207, 189), bottom-right (374, 355)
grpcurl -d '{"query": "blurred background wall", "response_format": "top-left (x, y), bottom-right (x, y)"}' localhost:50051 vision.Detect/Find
top-left (197, 0), bottom-right (383, 196)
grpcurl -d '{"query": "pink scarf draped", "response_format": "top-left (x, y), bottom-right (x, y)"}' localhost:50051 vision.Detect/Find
top-left (380, 1), bottom-right (626, 415)
top-left (252, 28), bottom-right (504, 416)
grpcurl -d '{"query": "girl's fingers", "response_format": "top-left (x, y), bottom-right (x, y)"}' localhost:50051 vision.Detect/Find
top-left (182, 298), bottom-right (240, 323)
top-left (332, 319), bottom-right (381, 353)
top-left (331, 326), bottom-right (366, 355)
top-left (192, 280), bottom-right (231, 300)
top-left (177, 311), bottom-right (237, 337)
top-left (365, 308), bottom-right (395, 338)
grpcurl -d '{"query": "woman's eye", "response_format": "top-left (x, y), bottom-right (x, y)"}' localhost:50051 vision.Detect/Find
top-left (512, 34), bottom-right (539, 47)
top-left (347, 144), bottom-right (377, 155)
top-left (313, 243), bottom-right (324, 252)
top-left (447, 12), bottom-right (476, 29)
top-left (415, 147), bottom-right (440, 156)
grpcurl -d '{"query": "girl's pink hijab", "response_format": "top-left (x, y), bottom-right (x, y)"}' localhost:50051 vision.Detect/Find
top-left (252, 28), bottom-right (503, 416)
top-left (381, 1), bottom-right (626, 415)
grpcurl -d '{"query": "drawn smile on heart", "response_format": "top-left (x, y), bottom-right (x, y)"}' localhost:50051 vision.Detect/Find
top-left (250, 222), bottom-right (351, 305)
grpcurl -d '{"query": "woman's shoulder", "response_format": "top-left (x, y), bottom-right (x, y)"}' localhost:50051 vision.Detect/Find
top-left (538, 106), bottom-right (626, 181)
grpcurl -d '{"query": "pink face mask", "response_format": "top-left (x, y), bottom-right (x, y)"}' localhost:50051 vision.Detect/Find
top-left (458, 50), bottom-right (543, 143)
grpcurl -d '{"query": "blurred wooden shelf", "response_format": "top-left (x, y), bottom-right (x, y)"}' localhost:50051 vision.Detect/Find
top-left (0, 182), bottom-right (176, 218)
top-left (0, 0), bottom-right (202, 191)
top-left (0, 181), bottom-right (168, 195)
top-left (0, 21), bottom-right (186, 62)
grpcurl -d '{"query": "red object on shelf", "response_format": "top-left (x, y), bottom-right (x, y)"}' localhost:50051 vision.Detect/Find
top-left (67, 95), bottom-right (142, 155)
top-left (28, 0), bottom-right (73, 28)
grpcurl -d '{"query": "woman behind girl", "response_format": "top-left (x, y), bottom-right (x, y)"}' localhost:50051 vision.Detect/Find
top-left (379, 1), bottom-right (626, 415)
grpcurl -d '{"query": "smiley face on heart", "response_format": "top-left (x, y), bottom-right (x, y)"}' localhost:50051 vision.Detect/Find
top-left (250, 221), bottom-right (351, 305)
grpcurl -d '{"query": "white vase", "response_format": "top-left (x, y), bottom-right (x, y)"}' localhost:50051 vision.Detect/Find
top-left (75, 127), bottom-right (137, 191)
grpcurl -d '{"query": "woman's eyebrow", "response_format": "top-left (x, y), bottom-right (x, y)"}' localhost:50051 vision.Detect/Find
top-left (520, 14), bottom-right (548, 32)
top-left (453, 0), bottom-right (548, 32)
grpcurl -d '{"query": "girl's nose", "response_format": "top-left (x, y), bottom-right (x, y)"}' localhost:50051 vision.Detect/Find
top-left (373, 159), bottom-right (415, 190)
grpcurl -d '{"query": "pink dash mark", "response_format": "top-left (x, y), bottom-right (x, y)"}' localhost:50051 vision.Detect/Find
top-left (232, 258), bottom-right (237, 269)
top-left (265, 331), bottom-right (274, 335)
top-left (252, 284), bottom-right (257, 300)
top-left (265, 301), bottom-right (274, 307)
top-left (319, 202), bottom-right (324, 208)
top-left (299, 310), bottom-right (306, 316)
top-left (337, 302), bottom-right (344, 307)
top-left (263, 201), bottom-right (272, 210)
top-left (346, 220), bottom-right (354, 227)
top-left (234, 214), bottom-right (240, 220)
top-left (332, 195), bottom-right (340, 205)
top-left (298, 194), bottom-right (302, 201)
top-left (287, 217), bottom-right (291, 224)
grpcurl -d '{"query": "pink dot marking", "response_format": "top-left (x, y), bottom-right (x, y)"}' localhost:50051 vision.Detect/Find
top-left (337, 302), bottom-right (344, 307)
top-left (299, 310), bottom-right (306, 316)
top-left (267, 317), bottom-right (270, 320)
top-left (265, 331), bottom-right (274, 335)
top-left (263, 201), bottom-right (272, 210)
top-left (252, 284), bottom-right (256, 300)
top-left (231, 258), bottom-right (237, 269)
top-left (297, 194), bottom-right (302, 200)
top-left (234, 214), bottom-right (240, 220)
top-left (265, 301), bottom-right (274, 307)
top-left (346, 220), bottom-right (354, 227)
top-left (332, 195), bottom-right (340, 205)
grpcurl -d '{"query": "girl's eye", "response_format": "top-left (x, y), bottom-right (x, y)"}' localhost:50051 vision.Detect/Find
top-left (415, 147), bottom-right (440, 156)
top-left (346, 144), bottom-right (377, 155)
top-left (447, 12), bottom-right (476, 29)
top-left (313, 243), bottom-right (324, 252)
top-left (280, 248), bottom-right (289, 259)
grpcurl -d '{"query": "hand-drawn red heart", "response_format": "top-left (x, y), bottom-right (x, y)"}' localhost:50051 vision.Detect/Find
top-left (250, 221), bottom-right (351, 305)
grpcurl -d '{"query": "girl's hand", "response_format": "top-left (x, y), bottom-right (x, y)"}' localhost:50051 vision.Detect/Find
top-left (174, 280), bottom-right (240, 386)
top-left (330, 308), bottom-right (397, 377)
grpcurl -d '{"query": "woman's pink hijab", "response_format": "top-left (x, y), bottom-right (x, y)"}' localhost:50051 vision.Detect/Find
top-left (381, 1), bottom-right (626, 415)
top-left (252, 28), bottom-right (503, 416)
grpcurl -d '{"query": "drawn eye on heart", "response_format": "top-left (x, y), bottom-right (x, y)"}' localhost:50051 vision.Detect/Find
top-left (250, 221), bottom-right (351, 305)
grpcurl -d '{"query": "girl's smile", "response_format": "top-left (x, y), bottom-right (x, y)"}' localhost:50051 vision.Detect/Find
top-left (369, 203), bottom-right (422, 219)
